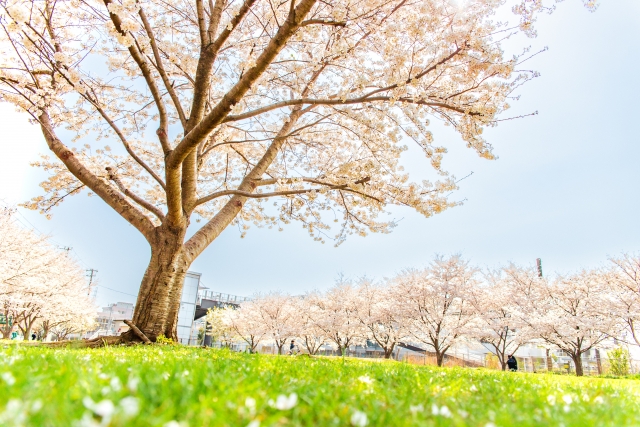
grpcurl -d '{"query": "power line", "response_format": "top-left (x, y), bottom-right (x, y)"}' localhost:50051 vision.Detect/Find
top-left (96, 284), bottom-right (138, 298)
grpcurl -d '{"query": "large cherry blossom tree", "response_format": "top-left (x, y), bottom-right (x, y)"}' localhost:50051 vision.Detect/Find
top-left (0, 0), bottom-right (597, 342)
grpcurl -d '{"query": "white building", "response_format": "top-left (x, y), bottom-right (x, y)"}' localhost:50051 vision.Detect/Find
top-left (176, 271), bottom-right (202, 344)
top-left (95, 302), bottom-right (134, 336)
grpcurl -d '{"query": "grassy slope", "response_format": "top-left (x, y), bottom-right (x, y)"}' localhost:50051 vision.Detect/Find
top-left (0, 345), bottom-right (639, 427)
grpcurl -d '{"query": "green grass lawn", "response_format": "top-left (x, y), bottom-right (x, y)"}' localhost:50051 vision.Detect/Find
top-left (1, 344), bottom-right (639, 426)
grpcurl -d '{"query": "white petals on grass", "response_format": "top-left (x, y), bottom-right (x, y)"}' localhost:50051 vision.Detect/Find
top-left (409, 404), bottom-right (424, 414)
top-left (246, 421), bottom-right (260, 427)
top-left (244, 397), bottom-right (257, 416)
top-left (268, 393), bottom-right (297, 410)
top-left (0, 399), bottom-right (27, 426)
top-left (547, 395), bottom-right (556, 406)
top-left (83, 397), bottom-right (115, 418)
top-left (2, 372), bottom-right (16, 386)
top-left (562, 395), bottom-right (573, 405)
top-left (351, 410), bottom-right (368, 427)
top-left (431, 404), bottom-right (452, 418)
top-left (119, 397), bottom-right (140, 417)
top-left (127, 377), bottom-right (140, 393)
top-left (594, 396), bottom-right (604, 404)
top-left (110, 377), bottom-right (122, 392)
top-left (358, 375), bottom-right (374, 385)
top-left (470, 384), bottom-right (478, 392)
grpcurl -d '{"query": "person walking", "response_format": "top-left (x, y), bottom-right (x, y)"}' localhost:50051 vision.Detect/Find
top-left (288, 340), bottom-right (298, 355)
top-left (507, 354), bottom-right (518, 372)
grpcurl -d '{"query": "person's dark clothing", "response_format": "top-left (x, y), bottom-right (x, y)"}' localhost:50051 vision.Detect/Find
top-left (507, 356), bottom-right (518, 371)
top-left (290, 342), bottom-right (295, 350)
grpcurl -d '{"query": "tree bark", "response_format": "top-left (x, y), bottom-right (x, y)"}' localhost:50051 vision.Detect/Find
top-left (384, 344), bottom-right (395, 359)
top-left (436, 352), bottom-right (445, 367)
top-left (124, 225), bottom-right (189, 342)
top-left (572, 354), bottom-right (584, 376)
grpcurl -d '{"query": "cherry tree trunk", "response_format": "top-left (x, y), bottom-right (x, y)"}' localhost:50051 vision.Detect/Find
top-left (572, 354), bottom-right (585, 377)
top-left (127, 226), bottom-right (190, 342)
top-left (1, 327), bottom-right (12, 340)
top-left (383, 345), bottom-right (395, 359)
top-left (436, 351), bottom-right (445, 367)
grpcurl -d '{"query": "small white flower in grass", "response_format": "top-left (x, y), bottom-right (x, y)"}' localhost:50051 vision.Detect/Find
top-left (110, 377), bottom-right (122, 392)
top-left (245, 397), bottom-right (257, 416)
top-left (547, 395), bottom-right (556, 406)
top-left (31, 400), bottom-right (43, 412)
top-left (458, 410), bottom-right (469, 418)
top-left (594, 396), bottom-right (604, 404)
top-left (163, 422), bottom-right (181, 427)
top-left (162, 372), bottom-right (170, 380)
top-left (268, 393), bottom-right (298, 410)
top-left (470, 385), bottom-right (478, 392)
top-left (351, 410), bottom-right (368, 427)
top-left (485, 423), bottom-right (496, 427)
top-left (119, 397), bottom-right (139, 417)
top-left (358, 375), bottom-right (374, 384)
top-left (246, 421), bottom-right (260, 427)
top-left (431, 404), bottom-right (451, 418)
top-left (562, 395), bottom-right (572, 405)
top-left (582, 393), bottom-right (589, 402)
top-left (83, 397), bottom-right (115, 423)
top-left (182, 370), bottom-right (189, 377)
top-left (127, 377), bottom-right (139, 392)
top-left (409, 404), bottom-right (424, 414)
top-left (2, 372), bottom-right (15, 386)
top-left (563, 405), bottom-right (571, 413)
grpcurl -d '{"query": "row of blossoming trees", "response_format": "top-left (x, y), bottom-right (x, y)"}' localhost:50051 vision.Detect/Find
top-left (0, 208), bottom-right (96, 341)
top-left (208, 254), bottom-right (640, 376)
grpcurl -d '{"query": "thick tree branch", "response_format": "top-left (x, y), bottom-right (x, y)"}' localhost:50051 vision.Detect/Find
top-left (170, 0), bottom-right (318, 169)
top-left (188, 0), bottom-right (257, 129)
top-left (38, 112), bottom-right (156, 241)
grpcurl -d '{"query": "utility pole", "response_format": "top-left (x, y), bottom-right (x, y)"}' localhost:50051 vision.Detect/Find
top-left (86, 269), bottom-right (98, 295)
top-left (536, 258), bottom-right (543, 278)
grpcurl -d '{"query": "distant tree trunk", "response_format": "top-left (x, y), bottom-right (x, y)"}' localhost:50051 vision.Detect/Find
top-left (0, 328), bottom-right (11, 340)
top-left (546, 348), bottom-right (553, 372)
top-left (436, 351), bottom-right (445, 367)
top-left (571, 354), bottom-right (584, 377)
top-left (0, 315), bottom-right (12, 339)
top-left (383, 343), bottom-right (395, 359)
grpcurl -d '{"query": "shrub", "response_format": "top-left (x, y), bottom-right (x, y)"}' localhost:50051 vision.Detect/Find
top-left (607, 347), bottom-right (630, 376)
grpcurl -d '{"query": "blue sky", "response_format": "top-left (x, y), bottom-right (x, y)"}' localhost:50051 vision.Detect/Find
top-left (0, 0), bottom-right (638, 307)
